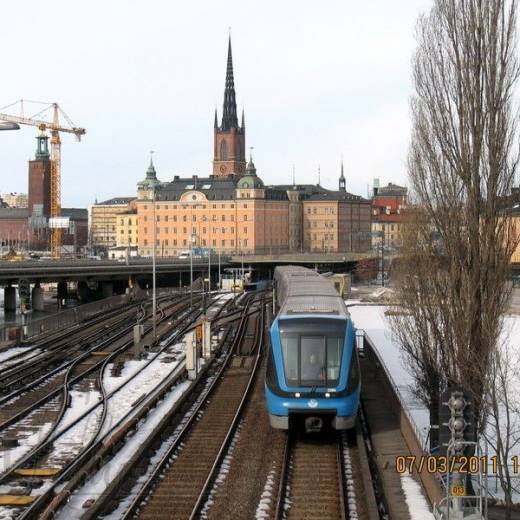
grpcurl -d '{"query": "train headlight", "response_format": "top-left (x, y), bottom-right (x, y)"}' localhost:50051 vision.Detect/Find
top-left (325, 392), bottom-right (330, 398)
top-left (295, 392), bottom-right (301, 398)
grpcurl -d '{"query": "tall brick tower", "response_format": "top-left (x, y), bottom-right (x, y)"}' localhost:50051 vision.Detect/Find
top-left (213, 37), bottom-right (246, 176)
top-left (28, 133), bottom-right (51, 217)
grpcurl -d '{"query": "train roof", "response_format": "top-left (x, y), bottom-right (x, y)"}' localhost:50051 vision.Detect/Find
top-left (274, 265), bottom-right (349, 318)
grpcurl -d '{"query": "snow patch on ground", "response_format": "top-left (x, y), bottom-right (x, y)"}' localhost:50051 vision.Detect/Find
top-left (0, 346), bottom-right (38, 367)
top-left (56, 380), bottom-right (190, 519)
top-left (55, 390), bottom-right (102, 435)
top-left (0, 422), bottom-right (53, 472)
top-left (255, 468), bottom-right (276, 519)
top-left (400, 471), bottom-right (435, 519)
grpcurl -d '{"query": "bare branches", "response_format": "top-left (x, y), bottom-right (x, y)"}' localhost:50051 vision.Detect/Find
top-left (391, 0), bottom-right (520, 457)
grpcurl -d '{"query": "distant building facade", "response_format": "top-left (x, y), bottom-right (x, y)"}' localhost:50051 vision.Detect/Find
top-left (1, 192), bottom-right (28, 208)
top-left (89, 197), bottom-right (137, 253)
top-left (0, 136), bottom-right (87, 254)
top-left (132, 40), bottom-right (372, 257)
top-left (371, 182), bottom-right (408, 250)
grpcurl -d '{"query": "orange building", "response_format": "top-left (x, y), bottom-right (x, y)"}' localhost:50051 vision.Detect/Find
top-left (137, 157), bottom-right (289, 256)
top-left (136, 38), bottom-right (372, 257)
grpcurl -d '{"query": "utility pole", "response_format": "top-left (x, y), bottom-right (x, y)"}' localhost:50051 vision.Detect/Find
top-left (190, 232), bottom-right (194, 309)
top-left (152, 179), bottom-right (157, 343)
top-left (218, 249), bottom-right (221, 289)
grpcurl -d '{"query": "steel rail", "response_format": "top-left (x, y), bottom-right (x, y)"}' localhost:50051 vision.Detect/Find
top-left (15, 295), bottom-right (222, 519)
top-left (189, 296), bottom-right (265, 519)
top-left (0, 296), bottom-right (199, 485)
top-left (118, 294), bottom-right (259, 520)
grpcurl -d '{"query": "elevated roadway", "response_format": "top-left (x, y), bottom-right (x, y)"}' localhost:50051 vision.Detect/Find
top-left (0, 253), bottom-right (380, 284)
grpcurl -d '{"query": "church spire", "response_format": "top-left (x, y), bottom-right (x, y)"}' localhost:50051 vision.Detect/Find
top-left (339, 159), bottom-right (346, 191)
top-left (214, 107), bottom-right (218, 129)
top-left (221, 36), bottom-right (238, 131)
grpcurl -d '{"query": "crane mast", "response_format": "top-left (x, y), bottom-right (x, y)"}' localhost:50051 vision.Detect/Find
top-left (0, 100), bottom-right (85, 257)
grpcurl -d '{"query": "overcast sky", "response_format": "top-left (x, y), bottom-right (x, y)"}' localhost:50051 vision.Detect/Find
top-left (0, 0), bottom-right (432, 207)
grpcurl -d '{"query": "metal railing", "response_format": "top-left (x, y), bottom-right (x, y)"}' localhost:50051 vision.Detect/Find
top-left (0, 287), bottom-right (180, 342)
top-left (359, 329), bottom-right (428, 449)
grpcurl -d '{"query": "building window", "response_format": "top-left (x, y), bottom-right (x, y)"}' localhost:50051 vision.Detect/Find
top-left (212, 204), bottom-right (217, 209)
top-left (231, 215), bottom-right (234, 221)
top-left (221, 239), bottom-right (226, 246)
top-left (212, 215), bottom-right (217, 221)
top-left (244, 215), bottom-right (248, 221)
top-left (173, 227), bottom-right (177, 233)
top-left (244, 226), bottom-right (248, 234)
top-left (222, 215), bottom-right (226, 221)
top-left (231, 239), bottom-right (234, 247)
top-left (144, 205), bottom-right (148, 210)
top-left (231, 204), bottom-right (235, 208)
top-left (313, 208), bottom-right (317, 214)
top-left (183, 239), bottom-right (187, 246)
top-left (220, 140), bottom-right (228, 160)
top-left (231, 227), bottom-right (234, 233)
top-left (193, 227), bottom-right (196, 234)
top-left (144, 216), bottom-right (148, 222)
top-left (192, 215), bottom-right (196, 221)
top-left (164, 227), bottom-right (168, 233)
top-left (144, 239), bottom-right (148, 245)
top-left (165, 215), bottom-right (168, 222)
top-left (174, 239), bottom-right (177, 245)
top-left (203, 227), bottom-right (206, 234)
top-left (183, 227), bottom-right (187, 233)
top-left (165, 239), bottom-right (169, 246)
top-left (221, 227), bottom-right (225, 233)
top-left (202, 239), bottom-right (206, 246)
top-left (212, 239), bottom-right (216, 246)
top-left (173, 215), bottom-right (177, 222)
top-left (244, 239), bottom-right (248, 247)
top-left (243, 204), bottom-right (248, 208)
top-left (144, 227), bottom-right (148, 233)
top-left (156, 215), bottom-right (160, 222)
top-left (183, 215), bottom-right (187, 222)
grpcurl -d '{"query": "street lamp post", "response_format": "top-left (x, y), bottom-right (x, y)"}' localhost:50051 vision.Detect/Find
top-left (218, 249), bottom-right (221, 289)
top-left (190, 232), bottom-right (196, 309)
top-left (152, 185), bottom-right (157, 343)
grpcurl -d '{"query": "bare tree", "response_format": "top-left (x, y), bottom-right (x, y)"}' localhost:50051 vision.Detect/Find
top-left (484, 330), bottom-right (520, 518)
top-left (390, 0), bottom-right (520, 450)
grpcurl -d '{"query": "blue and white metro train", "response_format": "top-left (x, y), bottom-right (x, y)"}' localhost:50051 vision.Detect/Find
top-left (265, 266), bottom-right (360, 432)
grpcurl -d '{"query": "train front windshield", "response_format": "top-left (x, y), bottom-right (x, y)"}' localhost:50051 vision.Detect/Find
top-left (279, 318), bottom-right (345, 387)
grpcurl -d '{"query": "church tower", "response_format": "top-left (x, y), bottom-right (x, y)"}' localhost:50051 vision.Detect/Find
top-left (213, 37), bottom-right (246, 176)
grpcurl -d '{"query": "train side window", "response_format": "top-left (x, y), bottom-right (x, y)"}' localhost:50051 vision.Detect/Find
top-left (326, 336), bottom-right (343, 383)
top-left (281, 335), bottom-right (299, 385)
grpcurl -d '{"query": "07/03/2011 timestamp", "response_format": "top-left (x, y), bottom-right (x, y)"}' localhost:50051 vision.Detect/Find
top-left (395, 455), bottom-right (519, 475)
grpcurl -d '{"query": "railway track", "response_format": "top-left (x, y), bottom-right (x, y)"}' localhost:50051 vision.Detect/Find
top-left (0, 299), bottom-right (152, 394)
top-left (274, 430), bottom-right (364, 520)
top-left (0, 293), bottom-right (232, 519)
top-left (0, 291), bottom-right (202, 430)
top-left (103, 293), bottom-right (266, 520)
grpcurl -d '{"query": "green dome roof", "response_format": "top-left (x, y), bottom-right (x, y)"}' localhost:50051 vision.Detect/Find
top-left (237, 154), bottom-right (264, 189)
top-left (138, 157), bottom-right (160, 190)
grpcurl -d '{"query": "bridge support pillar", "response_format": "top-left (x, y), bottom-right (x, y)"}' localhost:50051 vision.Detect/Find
top-left (102, 282), bottom-right (113, 299)
top-left (32, 284), bottom-right (45, 312)
top-left (57, 281), bottom-right (68, 301)
top-left (4, 286), bottom-right (16, 312)
top-left (77, 281), bottom-right (89, 302)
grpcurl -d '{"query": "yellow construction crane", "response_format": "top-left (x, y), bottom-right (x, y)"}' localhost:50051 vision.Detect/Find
top-left (0, 100), bottom-right (85, 257)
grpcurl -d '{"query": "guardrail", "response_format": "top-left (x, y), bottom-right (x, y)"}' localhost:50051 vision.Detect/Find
top-left (0, 287), bottom-right (180, 342)
top-left (360, 330), bottom-right (427, 447)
